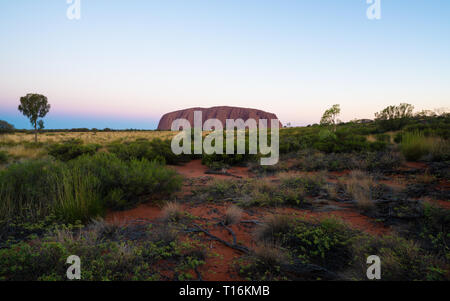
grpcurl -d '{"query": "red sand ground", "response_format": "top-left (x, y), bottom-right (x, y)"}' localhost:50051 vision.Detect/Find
top-left (105, 160), bottom-right (446, 280)
top-left (171, 160), bottom-right (252, 179)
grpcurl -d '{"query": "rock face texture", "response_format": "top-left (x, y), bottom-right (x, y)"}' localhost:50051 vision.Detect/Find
top-left (157, 106), bottom-right (282, 130)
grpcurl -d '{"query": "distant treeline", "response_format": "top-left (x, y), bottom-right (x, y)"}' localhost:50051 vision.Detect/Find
top-left (12, 128), bottom-right (159, 133)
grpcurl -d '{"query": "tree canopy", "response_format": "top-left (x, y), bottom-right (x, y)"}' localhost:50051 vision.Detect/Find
top-left (320, 104), bottom-right (341, 132)
top-left (18, 94), bottom-right (51, 142)
top-left (374, 103), bottom-right (414, 130)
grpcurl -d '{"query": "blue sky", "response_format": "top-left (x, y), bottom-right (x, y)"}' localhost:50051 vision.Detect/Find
top-left (0, 0), bottom-right (449, 129)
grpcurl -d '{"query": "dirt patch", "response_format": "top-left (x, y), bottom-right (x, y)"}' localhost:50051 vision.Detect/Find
top-left (268, 205), bottom-right (390, 236)
top-left (403, 162), bottom-right (428, 170)
top-left (106, 204), bottom-right (161, 225)
top-left (171, 160), bottom-right (252, 180)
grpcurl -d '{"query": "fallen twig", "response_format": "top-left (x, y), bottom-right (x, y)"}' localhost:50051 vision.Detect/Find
top-left (218, 221), bottom-right (237, 245)
top-left (192, 223), bottom-right (249, 254)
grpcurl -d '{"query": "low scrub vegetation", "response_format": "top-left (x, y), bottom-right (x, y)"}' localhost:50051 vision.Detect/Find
top-left (161, 202), bottom-right (184, 223)
top-left (48, 139), bottom-right (101, 161)
top-left (0, 220), bottom-right (205, 281)
top-left (0, 153), bottom-right (182, 225)
top-left (194, 174), bottom-right (325, 208)
top-left (240, 215), bottom-right (448, 281)
top-left (401, 131), bottom-right (449, 161)
top-left (108, 138), bottom-right (190, 165)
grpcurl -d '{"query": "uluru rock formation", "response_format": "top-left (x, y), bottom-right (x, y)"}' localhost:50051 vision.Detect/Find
top-left (157, 106), bottom-right (283, 130)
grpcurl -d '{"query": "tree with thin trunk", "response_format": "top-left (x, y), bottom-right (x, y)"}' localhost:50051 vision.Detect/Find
top-left (320, 104), bottom-right (341, 132)
top-left (18, 94), bottom-right (51, 143)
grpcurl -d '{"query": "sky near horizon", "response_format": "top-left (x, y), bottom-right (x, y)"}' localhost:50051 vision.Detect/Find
top-left (0, 0), bottom-right (449, 129)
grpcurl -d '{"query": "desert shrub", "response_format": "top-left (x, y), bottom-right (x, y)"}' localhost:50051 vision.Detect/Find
top-left (252, 216), bottom-right (355, 273)
top-left (403, 116), bottom-right (450, 140)
top-left (254, 214), bottom-right (294, 244)
top-left (224, 205), bottom-right (243, 225)
top-left (238, 243), bottom-right (290, 281)
top-left (48, 139), bottom-right (100, 161)
top-left (365, 149), bottom-right (405, 172)
top-left (416, 204), bottom-right (450, 258)
top-left (193, 179), bottom-right (242, 201)
top-left (293, 149), bottom-right (361, 171)
top-left (0, 159), bottom-right (102, 224)
top-left (70, 153), bottom-right (182, 210)
top-left (401, 131), bottom-right (430, 161)
top-left (0, 221), bottom-right (205, 281)
top-left (202, 153), bottom-right (258, 169)
top-left (314, 130), bottom-right (386, 153)
top-left (352, 234), bottom-right (447, 281)
top-left (401, 131), bottom-right (449, 161)
top-left (241, 175), bottom-right (322, 208)
top-left (279, 173), bottom-right (325, 197)
top-left (0, 153), bottom-right (182, 223)
top-left (196, 175), bottom-right (322, 208)
top-left (343, 171), bottom-right (376, 212)
top-left (0, 150), bottom-right (8, 164)
top-left (52, 167), bottom-right (104, 223)
top-left (250, 215), bottom-right (448, 280)
top-left (108, 138), bottom-right (189, 165)
top-left (161, 202), bottom-right (184, 222)
top-left (282, 218), bottom-right (355, 270)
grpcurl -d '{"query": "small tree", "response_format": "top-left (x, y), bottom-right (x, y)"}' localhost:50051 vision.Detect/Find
top-left (18, 94), bottom-right (51, 143)
top-left (0, 120), bottom-right (15, 134)
top-left (320, 104), bottom-right (341, 132)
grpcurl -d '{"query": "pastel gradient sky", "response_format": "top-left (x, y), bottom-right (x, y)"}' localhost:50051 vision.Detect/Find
top-left (1, 0), bottom-right (449, 129)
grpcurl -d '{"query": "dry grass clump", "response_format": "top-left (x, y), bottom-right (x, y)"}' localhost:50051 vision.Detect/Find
top-left (224, 204), bottom-right (243, 225)
top-left (253, 243), bottom-right (289, 266)
top-left (326, 183), bottom-right (338, 200)
top-left (254, 214), bottom-right (293, 243)
top-left (401, 131), bottom-right (449, 161)
top-left (345, 170), bottom-right (376, 211)
top-left (161, 201), bottom-right (184, 222)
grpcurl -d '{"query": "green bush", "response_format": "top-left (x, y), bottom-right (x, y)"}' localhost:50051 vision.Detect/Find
top-left (0, 223), bottom-right (204, 281)
top-left (0, 159), bottom-right (102, 224)
top-left (247, 216), bottom-right (448, 280)
top-left (283, 218), bottom-right (354, 270)
top-left (352, 235), bottom-right (447, 281)
top-left (417, 204), bottom-right (450, 258)
top-left (48, 139), bottom-right (100, 161)
top-left (0, 153), bottom-right (183, 223)
top-left (401, 131), bottom-right (449, 161)
top-left (0, 150), bottom-right (8, 164)
top-left (70, 153), bottom-right (183, 210)
top-left (108, 138), bottom-right (189, 165)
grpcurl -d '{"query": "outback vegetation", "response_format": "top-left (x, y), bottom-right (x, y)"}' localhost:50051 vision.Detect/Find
top-left (0, 103), bottom-right (449, 281)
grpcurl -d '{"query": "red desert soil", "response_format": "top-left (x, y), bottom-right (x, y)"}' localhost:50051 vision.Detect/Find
top-left (171, 160), bottom-right (252, 179)
top-left (105, 160), bottom-right (392, 280)
top-left (106, 203), bottom-right (161, 225)
top-left (402, 161), bottom-right (428, 170)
